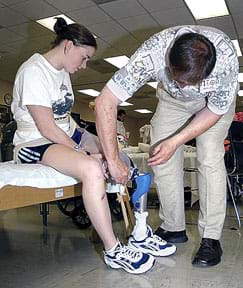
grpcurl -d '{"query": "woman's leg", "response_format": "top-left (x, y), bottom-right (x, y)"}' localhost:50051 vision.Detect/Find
top-left (41, 144), bottom-right (117, 250)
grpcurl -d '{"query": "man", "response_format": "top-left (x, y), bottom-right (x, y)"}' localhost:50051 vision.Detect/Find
top-left (117, 109), bottom-right (126, 135)
top-left (116, 109), bottom-right (127, 146)
top-left (95, 26), bottom-right (239, 267)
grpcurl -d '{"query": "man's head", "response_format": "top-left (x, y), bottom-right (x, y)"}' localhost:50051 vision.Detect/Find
top-left (117, 109), bottom-right (126, 122)
top-left (168, 32), bottom-right (216, 88)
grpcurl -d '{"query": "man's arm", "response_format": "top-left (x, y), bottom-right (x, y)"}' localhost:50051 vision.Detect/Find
top-left (95, 86), bottom-right (129, 184)
top-left (148, 106), bottom-right (222, 166)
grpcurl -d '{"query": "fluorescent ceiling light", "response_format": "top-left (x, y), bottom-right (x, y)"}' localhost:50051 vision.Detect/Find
top-left (232, 40), bottom-right (242, 57)
top-left (184, 0), bottom-right (229, 20)
top-left (147, 82), bottom-right (158, 89)
top-left (104, 55), bottom-right (129, 69)
top-left (119, 102), bottom-right (133, 106)
top-left (77, 89), bottom-right (100, 97)
top-left (37, 14), bottom-right (74, 32)
top-left (238, 90), bottom-right (243, 96)
top-left (134, 109), bottom-right (152, 114)
top-left (238, 73), bottom-right (243, 82)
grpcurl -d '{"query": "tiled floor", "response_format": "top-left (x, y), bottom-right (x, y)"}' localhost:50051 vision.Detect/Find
top-left (0, 200), bottom-right (243, 288)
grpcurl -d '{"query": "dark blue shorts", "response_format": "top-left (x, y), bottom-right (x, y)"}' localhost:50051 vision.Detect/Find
top-left (17, 128), bottom-right (82, 164)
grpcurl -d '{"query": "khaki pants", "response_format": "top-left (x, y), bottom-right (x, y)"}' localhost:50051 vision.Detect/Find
top-left (150, 89), bottom-right (236, 240)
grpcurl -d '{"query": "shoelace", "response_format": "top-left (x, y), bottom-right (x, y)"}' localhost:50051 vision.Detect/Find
top-left (152, 234), bottom-right (167, 245)
top-left (147, 227), bottom-right (167, 245)
top-left (118, 245), bottom-right (142, 261)
top-left (199, 239), bottom-right (215, 253)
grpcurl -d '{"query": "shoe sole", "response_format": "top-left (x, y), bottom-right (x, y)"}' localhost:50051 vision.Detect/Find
top-left (104, 256), bottom-right (155, 274)
top-left (129, 242), bottom-right (177, 257)
top-left (192, 257), bottom-right (221, 268)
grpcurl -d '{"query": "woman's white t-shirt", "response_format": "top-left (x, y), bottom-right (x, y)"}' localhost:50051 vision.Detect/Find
top-left (11, 53), bottom-right (74, 146)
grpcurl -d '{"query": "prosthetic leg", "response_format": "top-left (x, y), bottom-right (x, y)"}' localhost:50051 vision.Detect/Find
top-left (128, 169), bottom-right (177, 257)
top-left (130, 170), bottom-right (152, 240)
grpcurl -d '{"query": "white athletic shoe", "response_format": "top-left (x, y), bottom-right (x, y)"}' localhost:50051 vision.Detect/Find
top-left (128, 225), bottom-right (177, 257)
top-left (104, 241), bottom-right (155, 274)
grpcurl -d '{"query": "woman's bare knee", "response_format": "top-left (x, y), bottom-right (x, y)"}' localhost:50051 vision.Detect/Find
top-left (77, 156), bottom-right (104, 181)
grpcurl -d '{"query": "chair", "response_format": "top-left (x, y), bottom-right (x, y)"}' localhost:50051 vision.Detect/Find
top-left (225, 121), bottom-right (243, 228)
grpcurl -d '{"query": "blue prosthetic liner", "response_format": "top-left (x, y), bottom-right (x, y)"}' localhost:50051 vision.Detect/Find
top-left (131, 171), bottom-right (152, 213)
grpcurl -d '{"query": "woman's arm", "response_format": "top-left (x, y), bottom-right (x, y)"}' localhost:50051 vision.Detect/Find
top-left (27, 105), bottom-right (78, 149)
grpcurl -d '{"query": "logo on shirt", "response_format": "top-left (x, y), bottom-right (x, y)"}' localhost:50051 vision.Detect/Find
top-left (60, 83), bottom-right (68, 91)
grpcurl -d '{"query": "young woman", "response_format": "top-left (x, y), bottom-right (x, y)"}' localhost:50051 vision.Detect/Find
top-left (11, 17), bottom-right (154, 274)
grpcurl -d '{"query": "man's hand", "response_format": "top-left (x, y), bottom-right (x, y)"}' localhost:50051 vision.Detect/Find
top-left (107, 158), bottom-right (129, 185)
top-left (148, 138), bottom-right (178, 166)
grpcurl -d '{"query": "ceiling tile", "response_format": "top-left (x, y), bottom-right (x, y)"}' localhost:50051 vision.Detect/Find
top-left (34, 34), bottom-right (55, 50)
top-left (0, 43), bottom-right (14, 55)
top-left (88, 20), bottom-right (128, 38)
top-left (0, 0), bottom-right (26, 5)
top-left (131, 26), bottom-right (162, 42)
top-left (0, 27), bottom-right (24, 44)
top-left (103, 34), bottom-right (140, 55)
top-left (8, 21), bottom-right (52, 38)
top-left (151, 7), bottom-right (195, 27)
top-left (93, 0), bottom-right (120, 4)
top-left (10, 0), bottom-right (60, 20)
top-left (232, 13), bottom-right (243, 38)
top-left (138, 0), bottom-right (185, 12)
top-left (103, 33), bottom-right (138, 47)
top-left (88, 59), bottom-right (117, 74)
top-left (226, 0), bottom-right (243, 15)
top-left (0, 6), bottom-right (28, 27)
top-left (197, 16), bottom-right (238, 39)
top-left (94, 45), bottom-right (122, 59)
top-left (118, 43), bottom-right (141, 56)
top-left (118, 14), bottom-right (159, 32)
top-left (67, 6), bottom-right (111, 26)
top-left (100, 0), bottom-right (147, 19)
top-left (71, 67), bottom-right (109, 86)
top-left (45, 0), bottom-right (94, 13)
top-left (95, 37), bottom-right (111, 50)
top-left (3, 38), bottom-right (40, 53)
top-left (238, 55), bottom-right (243, 66)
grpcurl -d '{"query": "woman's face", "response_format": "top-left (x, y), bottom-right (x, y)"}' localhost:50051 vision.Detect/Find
top-left (63, 41), bottom-right (95, 74)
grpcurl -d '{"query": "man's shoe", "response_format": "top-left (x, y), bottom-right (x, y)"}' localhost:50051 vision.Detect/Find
top-left (128, 225), bottom-right (177, 257)
top-left (192, 238), bottom-right (223, 267)
top-left (154, 227), bottom-right (188, 243)
top-left (104, 241), bottom-right (155, 274)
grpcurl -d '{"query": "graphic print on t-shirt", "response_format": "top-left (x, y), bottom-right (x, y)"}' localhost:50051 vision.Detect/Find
top-left (52, 92), bottom-right (73, 116)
